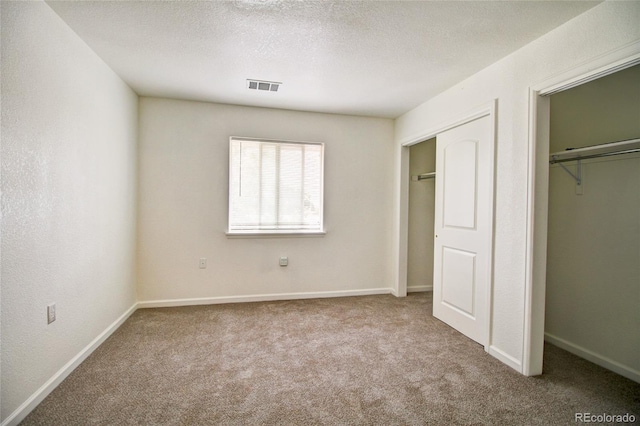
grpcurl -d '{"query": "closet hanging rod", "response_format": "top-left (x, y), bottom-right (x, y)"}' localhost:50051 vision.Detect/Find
top-left (411, 172), bottom-right (436, 181)
top-left (549, 138), bottom-right (640, 164)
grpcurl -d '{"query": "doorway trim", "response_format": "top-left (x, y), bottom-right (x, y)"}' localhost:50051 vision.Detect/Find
top-left (523, 40), bottom-right (640, 376)
top-left (396, 99), bottom-right (497, 351)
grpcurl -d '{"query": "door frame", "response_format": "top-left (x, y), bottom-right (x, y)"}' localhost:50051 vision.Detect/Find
top-left (522, 41), bottom-right (640, 376)
top-left (396, 99), bottom-right (497, 350)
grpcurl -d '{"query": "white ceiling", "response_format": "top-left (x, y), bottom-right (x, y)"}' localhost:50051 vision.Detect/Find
top-left (46, 0), bottom-right (601, 118)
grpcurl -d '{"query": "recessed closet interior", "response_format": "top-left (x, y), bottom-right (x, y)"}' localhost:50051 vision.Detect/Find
top-left (407, 138), bottom-right (436, 294)
top-left (545, 64), bottom-right (640, 382)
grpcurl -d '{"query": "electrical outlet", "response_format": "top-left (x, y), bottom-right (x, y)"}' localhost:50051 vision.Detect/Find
top-left (47, 303), bottom-right (56, 324)
top-left (199, 258), bottom-right (207, 269)
top-left (279, 256), bottom-right (288, 267)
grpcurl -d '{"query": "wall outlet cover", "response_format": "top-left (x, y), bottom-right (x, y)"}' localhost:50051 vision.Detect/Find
top-left (47, 303), bottom-right (56, 324)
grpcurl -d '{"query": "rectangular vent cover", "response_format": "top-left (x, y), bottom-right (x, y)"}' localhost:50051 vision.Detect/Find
top-left (247, 79), bottom-right (281, 92)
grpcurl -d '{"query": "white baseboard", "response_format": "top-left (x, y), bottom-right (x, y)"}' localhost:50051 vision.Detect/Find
top-left (545, 332), bottom-right (640, 383)
top-left (137, 288), bottom-right (393, 309)
top-left (407, 285), bottom-right (432, 293)
top-left (2, 303), bottom-right (138, 426)
top-left (2, 287), bottom-right (393, 425)
top-left (489, 345), bottom-right (522, 373)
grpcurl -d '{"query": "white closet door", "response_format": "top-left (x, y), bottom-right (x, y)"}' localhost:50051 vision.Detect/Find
top-left (433, 115), bottom-right (494, 347)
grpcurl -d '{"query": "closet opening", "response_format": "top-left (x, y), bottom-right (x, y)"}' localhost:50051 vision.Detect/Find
top-left (543, 64), bottom-right (640, 382)
top-left (407, 138), bottom-right (436, 296)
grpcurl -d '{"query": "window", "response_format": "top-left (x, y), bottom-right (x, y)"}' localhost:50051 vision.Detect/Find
top-left (228, 137), bottom-right (324, 234)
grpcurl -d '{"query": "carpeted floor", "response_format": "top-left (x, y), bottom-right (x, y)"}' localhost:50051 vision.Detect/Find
top-left (22, 293), bottom-right (640, 425)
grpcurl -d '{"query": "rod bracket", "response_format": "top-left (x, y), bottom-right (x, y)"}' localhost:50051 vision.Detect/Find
top-left (557, 160), bottom-right (581, 185)
top-left (557, 160), bottom-right (583, 194)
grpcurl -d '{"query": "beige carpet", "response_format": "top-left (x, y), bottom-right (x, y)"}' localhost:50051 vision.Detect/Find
top-left (22, 293), bottom-right (640, 425)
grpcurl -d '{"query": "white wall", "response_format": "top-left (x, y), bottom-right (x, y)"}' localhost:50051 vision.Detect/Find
top-left (1, 1), bottom-right (138, 422)
top-left (407, 140), bottom-right (435, 292)
top-left (549, 65), bottom-right (640, 151)
top-left (545, 65), bottom-right (640, 379)
top-left (138, 98), bottom-right (394, 303)
top-left (394, 1), bottom-right (640, 371)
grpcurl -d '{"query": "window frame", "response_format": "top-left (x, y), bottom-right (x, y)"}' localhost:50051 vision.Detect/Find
top-left (226, 136), bottom-right (326, 237)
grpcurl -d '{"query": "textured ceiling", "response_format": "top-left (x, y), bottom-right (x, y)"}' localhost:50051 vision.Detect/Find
top-left (46, 0), bottom-right (601, 118)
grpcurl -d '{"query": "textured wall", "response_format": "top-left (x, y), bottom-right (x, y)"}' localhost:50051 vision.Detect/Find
top-left (546, 65), bottom-right (640, 377)
top-left (137, 98), bottom-right (394, 302)
top-left (394, 1), bottom-right (640, 369)
top-left (1, 1), bottom-right (138, 421)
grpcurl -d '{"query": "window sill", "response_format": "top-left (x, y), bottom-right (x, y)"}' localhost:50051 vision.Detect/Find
top-left (225, 231), bottom-right (326, 239)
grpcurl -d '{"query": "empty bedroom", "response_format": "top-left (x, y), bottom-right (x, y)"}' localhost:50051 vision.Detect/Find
top-left (2, 1), bottom-right (639, 425)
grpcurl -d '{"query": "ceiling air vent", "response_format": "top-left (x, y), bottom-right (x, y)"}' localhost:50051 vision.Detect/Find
top-left (247, 79), bottom-right (281, 92)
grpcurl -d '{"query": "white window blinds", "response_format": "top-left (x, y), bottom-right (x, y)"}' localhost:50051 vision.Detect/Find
top-left (228, 137), bottom-right (324, 233)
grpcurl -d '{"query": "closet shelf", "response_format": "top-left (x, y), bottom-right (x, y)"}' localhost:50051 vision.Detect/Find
top-left (549, 138), bottom-right (640, 164)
